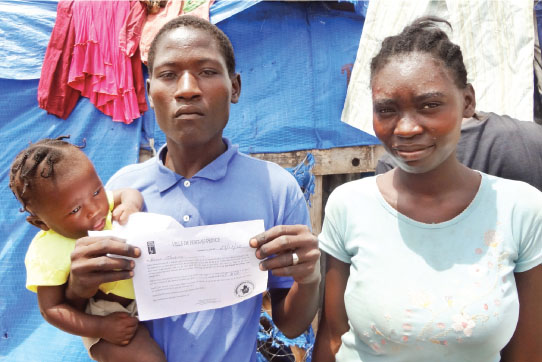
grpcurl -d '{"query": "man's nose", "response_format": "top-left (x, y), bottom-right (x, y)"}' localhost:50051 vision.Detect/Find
top-left (175, 72), bottom-right (202, 100)
top-left (394, 113), bottom-right (423, 137)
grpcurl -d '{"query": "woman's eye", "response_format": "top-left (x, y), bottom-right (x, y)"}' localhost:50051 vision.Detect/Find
top-left (376, 107), bottom-right (394, 115)
top-left (93, 188), bottom-right (101, 197)
top-left (70, 206), bottom-right (81, 214)
top-left (422, 102), bottom-right (440, 109)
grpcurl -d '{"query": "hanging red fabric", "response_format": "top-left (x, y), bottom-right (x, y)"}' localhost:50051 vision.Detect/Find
top-left (38, 0), bottom-right (148, 124)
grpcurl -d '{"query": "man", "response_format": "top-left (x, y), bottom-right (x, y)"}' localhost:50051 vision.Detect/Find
top-left (66, 16), bottom-right (320, 362)
top-left (376, 111), bottom-right (542, 191)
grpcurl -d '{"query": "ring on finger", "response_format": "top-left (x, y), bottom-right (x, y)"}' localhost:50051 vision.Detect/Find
top-left (292, 251), bottom-right (299, 266)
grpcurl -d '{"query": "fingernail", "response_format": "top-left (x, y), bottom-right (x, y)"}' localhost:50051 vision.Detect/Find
top-left (130, 261), bottom-right (135, 268)
top-left (259, 262), bottom-right (265, 271)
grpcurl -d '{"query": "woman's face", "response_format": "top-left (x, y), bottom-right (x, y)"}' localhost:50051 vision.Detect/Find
top-left (371, 52), bottom-right (475, 174)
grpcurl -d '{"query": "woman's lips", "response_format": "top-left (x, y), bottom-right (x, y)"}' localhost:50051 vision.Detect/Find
top-left (394, 145), bottom-right (435, 161)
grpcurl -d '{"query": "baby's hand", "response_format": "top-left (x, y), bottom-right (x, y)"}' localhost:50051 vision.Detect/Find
top-left (100, 312), bottom-right (138, 345)
top-left (112, 204), bottom-right (139, 225)
top-left (111, 188), bottom-right (143, 225)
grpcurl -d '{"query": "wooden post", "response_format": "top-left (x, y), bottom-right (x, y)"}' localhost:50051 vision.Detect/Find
top-left (310, 175), bottom-right (323, 234)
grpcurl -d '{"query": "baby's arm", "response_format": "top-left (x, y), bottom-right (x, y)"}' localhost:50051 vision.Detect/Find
top-left (111, 188), bottom-right (144, 224)
top-left (37, 285), bottom-right (138, 345)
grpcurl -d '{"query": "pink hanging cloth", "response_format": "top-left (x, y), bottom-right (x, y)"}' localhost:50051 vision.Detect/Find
top-left (37, 1), bottom-right (79, 120)
top-left (139, 0), bottom-right (214, 65)
top-left (67, 0), bottom-right (148, 124)
top-left (38, 0), bottom-right (148, 124)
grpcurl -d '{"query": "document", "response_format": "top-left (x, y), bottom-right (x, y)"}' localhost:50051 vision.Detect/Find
top-left (89, 213), bottom-right (267, 321)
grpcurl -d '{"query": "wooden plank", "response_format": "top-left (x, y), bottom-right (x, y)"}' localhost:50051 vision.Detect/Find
top-left (251, 145), bottom-right (386, 175)
top-left (310, 175), bottom-right (323, 235)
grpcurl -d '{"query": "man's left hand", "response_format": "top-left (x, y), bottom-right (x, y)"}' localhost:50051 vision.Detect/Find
top-left (250, 225), bottom-right (320, 285)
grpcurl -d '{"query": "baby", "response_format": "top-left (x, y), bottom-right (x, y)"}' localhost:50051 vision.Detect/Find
top-left (9, 136), bottom-right (165, 362)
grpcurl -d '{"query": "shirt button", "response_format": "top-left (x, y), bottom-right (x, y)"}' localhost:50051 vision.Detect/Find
top-left (183, 180), bottom-right (191, 187)
top-left (183, 215), bottom-right (190, 222)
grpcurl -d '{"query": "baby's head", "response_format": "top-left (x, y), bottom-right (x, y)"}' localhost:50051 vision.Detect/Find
top-left (9, 136), bottom-right (109, 239)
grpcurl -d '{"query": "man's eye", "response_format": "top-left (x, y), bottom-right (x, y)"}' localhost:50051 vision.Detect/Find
top-left (202, 69), bottom-right (217, 76)
top-left (70, 206), bottom-right (81, 214)
top-left (159, 72), bottom-right (175, 79)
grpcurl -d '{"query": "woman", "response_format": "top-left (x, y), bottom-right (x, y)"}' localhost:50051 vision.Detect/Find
top-left (313, 17), bottom-right (542, 362)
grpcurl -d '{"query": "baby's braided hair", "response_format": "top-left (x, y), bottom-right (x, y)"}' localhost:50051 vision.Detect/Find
top-left (370, 16), bottom-right (468, 89)
top-left (9, 136), bottom-right (85, 212)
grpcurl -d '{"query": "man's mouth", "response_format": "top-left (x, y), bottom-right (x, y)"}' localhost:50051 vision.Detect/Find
top-left (175, 106), bottom-right (203, 119)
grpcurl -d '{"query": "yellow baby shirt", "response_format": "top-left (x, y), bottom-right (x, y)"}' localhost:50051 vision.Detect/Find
top-left (25, 190), bottom-right (135, 299)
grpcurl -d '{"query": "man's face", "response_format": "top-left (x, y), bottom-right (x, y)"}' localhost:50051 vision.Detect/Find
top-left (147, 27), bottom-right (240, 150)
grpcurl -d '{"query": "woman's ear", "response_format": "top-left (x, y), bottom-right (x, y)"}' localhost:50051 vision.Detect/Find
top-left (26, 215), bottom-right (50, 231)
top-left (462, 83), bottom-right (476, 118)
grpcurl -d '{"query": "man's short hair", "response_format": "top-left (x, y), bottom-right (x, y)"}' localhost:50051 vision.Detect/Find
top-left (147, 15), bottom-right (236, 76)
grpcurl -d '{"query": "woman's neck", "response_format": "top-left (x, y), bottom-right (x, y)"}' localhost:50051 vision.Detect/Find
top-left (393, 158), bottom-right (474, 196)
top-left (378, 158), bottom-right (482, 224)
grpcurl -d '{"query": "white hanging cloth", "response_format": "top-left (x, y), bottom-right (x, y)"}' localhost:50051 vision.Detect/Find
top-left (342, 0), bottom-right (534, 135)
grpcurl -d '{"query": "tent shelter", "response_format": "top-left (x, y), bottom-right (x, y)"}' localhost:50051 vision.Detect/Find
top-left (0, 1), bottom-right (379, 361)
top-left (4, 1), bottom-right (539, 360)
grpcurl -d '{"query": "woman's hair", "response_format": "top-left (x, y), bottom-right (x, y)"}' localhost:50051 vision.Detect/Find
top-left (370, 16), bottom-right (468, 88)
top-left (9, 136), bottom-right (85, 212)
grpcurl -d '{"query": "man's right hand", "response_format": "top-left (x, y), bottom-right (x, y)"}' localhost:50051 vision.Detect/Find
top-left (67, 236), bottom-right (141, 301)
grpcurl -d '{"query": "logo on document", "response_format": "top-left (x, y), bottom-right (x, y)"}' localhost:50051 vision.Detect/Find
top-left (235, 281), bottom-right (254, 298)
top-left (147, 241), bottom-right (156, 255)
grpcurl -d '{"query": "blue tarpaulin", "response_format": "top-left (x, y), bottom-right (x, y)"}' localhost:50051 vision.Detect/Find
top-left (0, 0), bottom-right (260, 80)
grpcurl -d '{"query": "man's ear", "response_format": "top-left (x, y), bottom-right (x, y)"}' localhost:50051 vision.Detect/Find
top-left (26, 214), bottom-right (50, 231)
top-left (230, 73), bottom-right (241, 104)
top-left (462, 83), bottom-right (476, 118)
top-left (146, 78), bottom-right (154, 109)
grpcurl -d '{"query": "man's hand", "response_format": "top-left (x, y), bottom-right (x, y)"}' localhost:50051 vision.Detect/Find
top-left (100, 312), bottom-right (139, 345)
top-left (250, 225), bottom-right (321, 338)
top-left (67, 236), bottom-right (141, 301)
top-left (250, 225), bottom-right (320, 285)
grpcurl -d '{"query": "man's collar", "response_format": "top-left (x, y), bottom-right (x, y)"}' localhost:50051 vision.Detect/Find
top-left (155, 138), bottom-right (238, 192)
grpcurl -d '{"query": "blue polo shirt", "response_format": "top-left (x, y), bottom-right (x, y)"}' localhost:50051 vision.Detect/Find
top-left (106, 138), bottom-right (310, 362)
